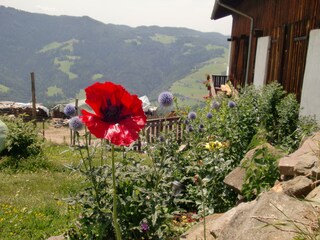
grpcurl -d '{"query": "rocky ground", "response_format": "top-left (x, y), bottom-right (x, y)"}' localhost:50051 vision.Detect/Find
top-left (181, 132), bottom-right (320, 240)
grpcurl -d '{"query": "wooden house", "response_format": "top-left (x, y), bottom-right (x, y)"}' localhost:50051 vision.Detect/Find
top-left (211, 0), bottom-right (320, 120)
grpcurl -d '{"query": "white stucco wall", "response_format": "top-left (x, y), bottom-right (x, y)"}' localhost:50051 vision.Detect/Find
top-left (300, 29), bottom-right (320, 121)
top-left (253, 36), bottom-right (271, 88)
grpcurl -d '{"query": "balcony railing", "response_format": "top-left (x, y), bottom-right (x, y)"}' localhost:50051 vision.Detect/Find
top-left (212, 75), bottom-right (228, 92)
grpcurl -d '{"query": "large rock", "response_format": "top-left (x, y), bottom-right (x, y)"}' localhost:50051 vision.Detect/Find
top-left (180, 214), bottom-right (223, 240)
top-left (241, 143), bottom-right (285, 165)
top-left (224, 143), bottom-right (285, 193)
top-left (294, 153), bottom-right (319, 176)
top-left (280, 175), bottom-right (313, 198)
top-left (189, 190), bottom-right (317, 240)
top-left (306, 185), bottom-right (320, 203)
top-left (47, 236), bottom-right (65, 240)
top-left (279, 132), bottom-right (320, 177)
top-left (223, 167), bottom-right (246, 193)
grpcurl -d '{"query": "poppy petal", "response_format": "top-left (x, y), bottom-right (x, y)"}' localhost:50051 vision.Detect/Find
top-left (80, 82), bottom-right (146, 146)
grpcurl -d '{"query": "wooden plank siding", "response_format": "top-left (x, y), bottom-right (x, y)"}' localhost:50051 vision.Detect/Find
top-left (226, 0), bottom-right (320, 101)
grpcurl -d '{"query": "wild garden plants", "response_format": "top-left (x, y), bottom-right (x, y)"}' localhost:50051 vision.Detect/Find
top-left (59, 81), bottom-right (317, 239)
top-left (0, 115), bottom-right (48, 171)
top-left (0, 81), bottom-right (318, 239)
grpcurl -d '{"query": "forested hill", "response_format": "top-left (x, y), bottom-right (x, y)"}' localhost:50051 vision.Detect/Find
top-left (0, 6), bottom-right (228, 104)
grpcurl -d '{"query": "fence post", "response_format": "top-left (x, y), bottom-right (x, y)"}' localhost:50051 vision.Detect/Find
top-left (30, 72), bottom-right (37, 125)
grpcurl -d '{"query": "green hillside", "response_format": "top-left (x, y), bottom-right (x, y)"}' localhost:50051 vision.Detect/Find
top-left (0, 6), bottom-right (229, 105)
top-left (170, 48), bottom-right (228, 108)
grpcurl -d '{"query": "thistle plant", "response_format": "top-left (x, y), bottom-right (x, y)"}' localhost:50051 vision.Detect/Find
top-left (158, 91), bottom-right (174, 108)
top-left (64, 104), bottom-right (77, 117)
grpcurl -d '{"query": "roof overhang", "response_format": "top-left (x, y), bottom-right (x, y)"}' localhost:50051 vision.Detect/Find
top-left (211, 0), bottom-right (243, 20)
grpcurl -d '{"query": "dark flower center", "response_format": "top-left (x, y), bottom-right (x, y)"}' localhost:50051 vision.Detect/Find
top-left (101, 99), bottom-right (122, 123)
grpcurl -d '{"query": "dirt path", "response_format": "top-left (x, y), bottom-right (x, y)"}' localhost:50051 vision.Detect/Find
top-left (43, 125), bottom-right (72, 144)
top-left (42, 119), bottom-right (86, 145)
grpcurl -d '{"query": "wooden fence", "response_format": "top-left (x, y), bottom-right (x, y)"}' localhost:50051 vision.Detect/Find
top-left (135, 116), bottom-right (184, 151)
top-left (68, 116), bottom-right (185, 149)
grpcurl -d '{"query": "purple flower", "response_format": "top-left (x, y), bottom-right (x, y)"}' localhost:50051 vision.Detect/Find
top-left (158, 91), bottom-right (174, 107)
top-left (187, 125), bottom-right (194, 132)
top-left (228, 101), bottom-right (236, 108)
top-left (159, 135), bottom-right (165, 142)
top-left (206, 113), bottom-right (213, 119)
top-left (211, 101), bottom-right (220, 110)
top-left (199, 124), bottom-right (204, 131)
top-left (188, 111), bottom-right (197, 120)
top-left (141, 222), bottom-right (149, 232)
top-left (69, 116), bottom-right (84, 131)
top-left (64, 104), bottom-right (76, 117)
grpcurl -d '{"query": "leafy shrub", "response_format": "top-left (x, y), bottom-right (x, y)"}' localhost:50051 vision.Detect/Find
top-left (166, 82), bottom-right (318, 212)
top-left (0, 116), bottom-right (43, 166)
top-left (241, 146), bottom-right (282, 200)
top-left (257, 82), bottom-right (313, 151)
top-left (0, 120), bottom-right (8, 152)
top-left (258, 82), bottom-right (286, 136)
top-left (280, 116), bottom-right (319, 153)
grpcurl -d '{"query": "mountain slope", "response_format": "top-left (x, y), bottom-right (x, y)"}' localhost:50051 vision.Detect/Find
top-left (0, 6), bottom-right (228, 104)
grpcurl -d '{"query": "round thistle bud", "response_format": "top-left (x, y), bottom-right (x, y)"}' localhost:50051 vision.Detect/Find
top-left (69, 116), bottom-right (84, 132)
top-left (187, 125), bottom-right (194, 132)
top-left (206, 112), bottom-right (213, 119)
top-left (159, 135), bottom-right (165, 142)
top-left (228, 101), bottom-right (236, 108)
top-left (188, 111), bottom-right (197, 120)
top-left (64, 104), bottom-right (76, 117)
top-left (211, 101), bottom-right (220, 110)
top-left (158, 91), bottom-right (174, 107)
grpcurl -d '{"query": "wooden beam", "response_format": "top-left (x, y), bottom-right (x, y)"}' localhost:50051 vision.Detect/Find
top-left (30, 72), bottom-right (37, 124)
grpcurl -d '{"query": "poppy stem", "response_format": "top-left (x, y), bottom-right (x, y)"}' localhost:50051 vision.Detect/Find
top-left (111, 144), bottom-right (122, 240)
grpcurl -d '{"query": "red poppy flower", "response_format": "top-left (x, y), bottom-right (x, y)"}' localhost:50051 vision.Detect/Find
top-left (80, 82), bottom-right (146, 146)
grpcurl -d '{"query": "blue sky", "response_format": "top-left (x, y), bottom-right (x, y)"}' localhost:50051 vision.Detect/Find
top-left (1, 0), bottom-right (232, 35)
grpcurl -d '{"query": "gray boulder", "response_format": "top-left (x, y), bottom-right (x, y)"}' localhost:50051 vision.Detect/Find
top-left (279, 132), bottom-right (320, 177)
top-left (280, 175), bottom-right (313, 198)
top-left (224, 143), bottom-right (285, 194)
top-left (182, 190), bottom-right (317, 240)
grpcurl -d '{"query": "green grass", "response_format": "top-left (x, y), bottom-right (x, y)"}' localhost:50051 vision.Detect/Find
top-left (124, 39), bottom-right (142, 45)
top-left (40, 40), bottom-right (80, 80)
top-left (54, 58), bottom-right (78, 80)
top-left (46, 86), bottom-right (64, 97)
top-left (91, 73), bottom-right (104, 81)
top-left (39, 39), bottom-right (79, 53)
top-left (38, 41), bottom-right (62, 53)
top-left (0, 144), bottom-right (85, 239)
top-left (150, 33), bottom-right (176, 44)
top-left (0, 140), bottom-right (149, 239)
top-left (170, 48), bottom-right (228, 108)
top-left (205, 44), bottom-right (225, 51)
top-left (0, 84), bottom-right (9, 93)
